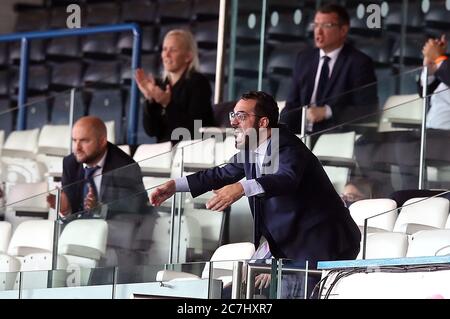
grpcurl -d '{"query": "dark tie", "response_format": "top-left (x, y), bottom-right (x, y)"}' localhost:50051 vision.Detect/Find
top-left (251, 163), bottom-right (262, 247)
top-left (83, 166), bottom-right (100, 204)
top-left (316, 55), bottom-right (330, 105)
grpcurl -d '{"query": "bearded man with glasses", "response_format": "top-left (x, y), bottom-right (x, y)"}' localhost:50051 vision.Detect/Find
top-left (150, 91), bottom-right (361, 298)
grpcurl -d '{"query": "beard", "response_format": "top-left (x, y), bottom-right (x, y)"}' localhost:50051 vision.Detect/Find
top-left (234, 124), bottom-right (260, 150)
top-left (75, 148), bottom-right (104, 165)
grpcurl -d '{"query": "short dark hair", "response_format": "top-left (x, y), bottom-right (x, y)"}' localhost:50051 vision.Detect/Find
top-left (317, 3), bottom-right (350, 26)
top-left (241, 91), bottom-right (279, 128)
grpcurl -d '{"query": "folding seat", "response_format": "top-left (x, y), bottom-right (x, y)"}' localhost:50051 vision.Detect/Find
top-left (267, 10), bottom-right (308, 43)
top-left (81, 33), bottom-right (119, 58)
top-left (121, 0), bottom-right (157, 25)
top-left (2, 128), bottom-right (39, 159)
top-left (266, 43), bottom-right (307, 77)
top-left (50, 61), bottom-right (84, 91)
top-left (11, 64), bottom-right (50, 96)
top-left (270, 75), bottom-right (292, 102)
top-left (58, 219), bottom-right (108, 270)
top-left (232, 77), bottom-right (274, 101)
top-left (86, 3), bottom-right (120, 26)
top-left (393, 197), bottom-right (449, 234)
top-left (312, 131), bottom-right (357, 192)
top-left (348, 14), bottom-right (383, 38)
top-left (235, 14), bottom-right (262, 45)
top-left (357, 232), bottom-right (408, 259)
top-left (46, 37), bottom-right (82, 61)
top-left (234, 46), bottom-right (265, 78)
top-left (37, 124), bottom-right (71, 157)
top-left (25, 96), bottom-right (50, 130)
top-left (0, 99), bottom-right (13, 137)
top-left (49, 90), bottom-right (86, 125)
top-left (140, 212), bottom-right (202, 265)
top-left (391, 34), bottom-right (426, 66)
top-left (83, 60), bottom-right (121, 88)
top-left (191, 0), bottom-right (220, 22)
top-left (389, 189), bottom-right (450, 208)
top-left (14, 8), bottom-right (49, 32)
top-left (36, 124), bottom-right (70, 178)
top-left (120, 53), bottom-right (159, 86)
top-left (378, 94), bottom-right (422, 132)
top-left (87, 89), bottom-right (124, 143)
top-left (349, 198), bottom-right (398, 233)
top-left (385, 3), bottom-right (424, 33)
top-left (157, 0), bottom-right (193, 24)
top-left (156, 242), bottom-right (255, 288)
top-left (8, 220), bottom-right (54, 257)
top-left (194, 21), bottom-right (218, 50)
top-left (351, 36), bottom-right (393, 67)
top-left (49, 5), bottom-right (85, 30)
top-left (4, 182), bottom-right (49, 229)
top-left (0, 43), bottom-right (9, 67)
top-left (424, 4), bottom-right (450, 37)
top-left (407, 229), bottom-right (450, 257)
top-left (183, 207), bottom-right (226, 260)
top-left (118, 26), bottom-right (157, 55)
top-left (9, 40), bottom-right (47, 64)
top-left (198, 50), bottom-right (217, 81)
top-left (133, 141), bottom-right (172, 181)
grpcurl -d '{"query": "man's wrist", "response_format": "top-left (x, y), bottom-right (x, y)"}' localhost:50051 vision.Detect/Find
top-left (434, 55), bottom-right (448, 65)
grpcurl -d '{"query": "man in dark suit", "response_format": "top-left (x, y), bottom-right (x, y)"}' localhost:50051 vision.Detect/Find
top-left (280, 3), bottom-right (378, 140)
top-left (150, 91), bottom-right (361, 298)
top-left (47, 116), bottom-right (148, 218)
top-left (47, 116), bottom-right (150, 282)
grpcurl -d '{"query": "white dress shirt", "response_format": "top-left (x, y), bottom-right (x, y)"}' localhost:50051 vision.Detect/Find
top-left (309, 46), bottom-right (344, 123)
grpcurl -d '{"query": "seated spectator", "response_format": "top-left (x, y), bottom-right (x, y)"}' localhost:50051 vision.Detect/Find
top-left (341, 177), bottom-right (373, 207)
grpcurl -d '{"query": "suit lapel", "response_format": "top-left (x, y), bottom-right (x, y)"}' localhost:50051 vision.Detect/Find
top-left (99, 144), bottom-right (112, 200)
top-left (323, 44), bottom-right (348, 98)
top-left (305, 50), bottom-right (320, 104)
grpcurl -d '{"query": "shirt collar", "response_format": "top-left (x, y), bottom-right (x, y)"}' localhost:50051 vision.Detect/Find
top-left (83, 149), bottom-right (107, 170)
top-left (254, 138), bottom-right (270, 156)
top-left (320, 45), bottom-right (343, 62)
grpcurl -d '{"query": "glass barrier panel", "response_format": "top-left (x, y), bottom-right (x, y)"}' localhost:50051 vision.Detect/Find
top-left (360, 190), bottom-right (450, 260)
top-left (0, 271), bottom-right (20, 299)
top-left (277, 259), bottom-right (322, 299)
top-left (115, 262), bottom-right (215, 299)
top-left (19, 267), bottom-right (115, 299)
top-left (175, 138), bottom-right (232, 264)
top-left (293, 69), bottom-right (432, 198)
top-left (424, 88), bottom-right (450, 190)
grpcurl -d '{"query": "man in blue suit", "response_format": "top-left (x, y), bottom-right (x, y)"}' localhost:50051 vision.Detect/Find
top-left (150, 91), bottom-right (361, 298)
top-left (280, 3), bottom-right (378, 138)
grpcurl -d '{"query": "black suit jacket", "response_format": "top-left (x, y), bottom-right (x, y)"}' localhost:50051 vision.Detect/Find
top-left (186, 126), bottom-right (361, 266)
top-left (143, 70), bottom-right (215, 143)
top-left (281, 43), bottom-right (378, 133)
top-left (62, 142), bottom-right (149, 219)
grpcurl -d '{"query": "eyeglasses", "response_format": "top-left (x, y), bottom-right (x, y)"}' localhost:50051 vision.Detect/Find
top-left (229, 111), bottom-right (261, 122)
top-left (310, 22), bottom-right (341, 30)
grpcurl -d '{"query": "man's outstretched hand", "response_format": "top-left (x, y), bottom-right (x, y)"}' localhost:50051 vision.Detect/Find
top-left (150, 180), bottom-right (176, 206)
top-left (206, 183), bottom-right (244, 211)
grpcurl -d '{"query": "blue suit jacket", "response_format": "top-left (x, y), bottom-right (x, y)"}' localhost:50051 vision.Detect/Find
top-left (186, 127), bottom-right (361, 266)
top-left (281, 43), bottom-right (378, 133)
